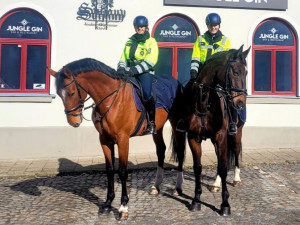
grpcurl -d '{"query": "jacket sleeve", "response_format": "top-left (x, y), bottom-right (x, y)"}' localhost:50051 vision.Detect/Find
top-left (117, 50), bottom-right (127, 70)
top-left (191, 36), bottom-right (201, 73)
top-left (129, 38), bottom-right (159, 75)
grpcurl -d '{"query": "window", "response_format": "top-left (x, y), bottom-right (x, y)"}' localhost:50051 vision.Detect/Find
top-left (252, 19), bottom-right (296, 95)
top-left (0, 9), bottom-right (51, 94)
top-left (152, 14), bottom-right (199, 86)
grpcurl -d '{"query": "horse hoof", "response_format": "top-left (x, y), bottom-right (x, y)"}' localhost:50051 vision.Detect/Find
top-left (220, 206), bottom-right (231, 216)
top-left (210, 186), bottom-right (221, 193)
top-left (189, 202), bottom-right (201, 212)
top-left (173, 188), bottom-right (182, 196)
top-left (233, 181), bottom-right (242, 187)
top-left (99, 205), bottom-right (111, 214)
top-left (117, 212), bottom-right (129, 220)
top-left (149, 186), bottom-right (159, 195)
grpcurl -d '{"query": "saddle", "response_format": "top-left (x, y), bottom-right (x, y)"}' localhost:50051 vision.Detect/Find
top-left (128, 75), bottom-right (178, 113)
top-left (127, 75), bottom-right (179, 136)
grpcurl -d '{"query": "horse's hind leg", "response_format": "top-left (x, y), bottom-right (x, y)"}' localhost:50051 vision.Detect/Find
top-left (150, 128), bottom-right (166, 195)
top-left (172, 130), bottom-right (186, 196)
top-left (99, 135), bottom-right (115, 215)
top-left (210, 143), bottom-right (221, 192)
top-left (233, 125), bottom-right (243, 187)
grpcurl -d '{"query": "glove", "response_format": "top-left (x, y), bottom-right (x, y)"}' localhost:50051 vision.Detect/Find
top-left (124, 69), bottom-right (134, 77)
top-left (117, 68), bottom-right (126, 76)
top-left (190, 69), bottom-right (198, 80)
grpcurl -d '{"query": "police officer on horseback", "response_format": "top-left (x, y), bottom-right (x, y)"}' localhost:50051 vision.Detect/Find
top-left (117, 15), bottom-right (159, 134)
top-left (190, 13), bottom-right (237, 135)
top-left (177, 13), bottom-right (237, 135)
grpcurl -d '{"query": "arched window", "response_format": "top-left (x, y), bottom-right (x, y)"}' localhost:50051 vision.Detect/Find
top-left (252, 19), bottom-right (297, 96)
top-left (152, 14), bottom-right (199, 86)
top-left (0, 8), bottom-right (51, 94)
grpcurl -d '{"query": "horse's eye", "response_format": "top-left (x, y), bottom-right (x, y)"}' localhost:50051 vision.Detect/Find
top-left (68, 92), bottom-right (75, 97)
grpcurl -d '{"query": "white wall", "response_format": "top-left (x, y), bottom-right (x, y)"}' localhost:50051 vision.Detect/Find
top-left (0, 0), bottom-right (300, 159)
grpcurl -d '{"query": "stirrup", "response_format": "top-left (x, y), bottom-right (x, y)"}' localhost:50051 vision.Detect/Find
top-left (176, 119), bottom-right (186, 132)
top-left (146, 122), bottom-right (157, 134)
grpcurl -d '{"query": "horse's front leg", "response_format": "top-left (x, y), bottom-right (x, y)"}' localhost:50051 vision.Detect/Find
top-left (150, 128), bottom-right (166, 195)
top-left (188, 136), bottom-right (202, 211)
top-left (215, 135), bottom-right (231, 216)
top-left (99, 135), bottom-right (115, 214)
top-left (116, 136), bottom-right (130, 220)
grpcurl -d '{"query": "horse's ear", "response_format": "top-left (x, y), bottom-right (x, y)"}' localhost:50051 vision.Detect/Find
top-left (63, 66), bottom-right (73, 79)
top-left (232, 45), bottom-right (244, 60)
top-left (242, 46), bottom-right (251, 59)
top-left (47, 67), bottom-right (57, 77)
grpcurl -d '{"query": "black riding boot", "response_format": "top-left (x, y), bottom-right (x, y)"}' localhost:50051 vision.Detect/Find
top-left (228, 107), bottom-right (237, 135)
top-left (145, 97), bottom-right (157, 134)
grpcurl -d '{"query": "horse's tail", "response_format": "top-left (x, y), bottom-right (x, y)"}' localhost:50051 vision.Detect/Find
top-left (227, 135), bottom-right (236, 170)
top-left (170, 130), bottom-right (187, 163)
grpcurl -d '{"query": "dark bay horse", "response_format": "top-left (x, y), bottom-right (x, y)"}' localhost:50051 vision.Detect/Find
top-left (175, 45), bottom-right (250, 215)
top-left (48, 58), bottom-right (185, 220)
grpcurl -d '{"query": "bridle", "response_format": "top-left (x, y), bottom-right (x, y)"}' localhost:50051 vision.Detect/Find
top-left (63, 73), bottom-right (89, 117)
top-left (194, 54), bottom-right (248, 116)
top-left (224, 56), bottom-right (248, 99)
top-left (62, 71), bottom-right (127, 123)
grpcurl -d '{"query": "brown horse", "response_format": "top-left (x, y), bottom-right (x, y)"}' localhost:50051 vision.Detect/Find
top-left (48, 58), bottom-right (185, 220)
top-left (174, 45), bottom-right (250, 216)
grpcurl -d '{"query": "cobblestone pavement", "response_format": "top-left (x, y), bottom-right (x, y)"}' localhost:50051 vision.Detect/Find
top-left (0, 163), bottom-right (299, 225)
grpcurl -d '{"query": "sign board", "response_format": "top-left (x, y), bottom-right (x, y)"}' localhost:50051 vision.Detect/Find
top-left (164, 0), bottom-right (288, 11)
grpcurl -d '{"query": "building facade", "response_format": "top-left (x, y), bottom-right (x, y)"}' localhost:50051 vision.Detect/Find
top-left (0, 0), bottom-right (299, 159)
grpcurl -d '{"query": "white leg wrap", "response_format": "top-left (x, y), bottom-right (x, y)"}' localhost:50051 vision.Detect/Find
top-left (154, 166), bottom-right (164, 188)
top-left (175, 172), bottom-right (184, 190)
top-left (234, 167), bottom-right (241, 182)
top-left (118, 204), bottom-right (128, 213)
top-left (212, 175), bottom-right (221, 187)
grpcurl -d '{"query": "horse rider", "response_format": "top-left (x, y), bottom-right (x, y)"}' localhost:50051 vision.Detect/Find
top-left (178, 13), bottom-right (237, 135)
top-left (117, 15), bottom-right (159, 134)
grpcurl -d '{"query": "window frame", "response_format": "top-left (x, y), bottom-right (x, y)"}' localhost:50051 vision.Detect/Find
top-left (152, 14), bottom-right (199, 80)
top-left (0, 9), bottom-right (51, 94)
top-left (252, 19), bottom-right (297, 96)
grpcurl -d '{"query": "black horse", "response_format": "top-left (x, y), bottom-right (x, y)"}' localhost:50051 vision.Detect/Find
top-left (173, 45), bottom-right (250, 216)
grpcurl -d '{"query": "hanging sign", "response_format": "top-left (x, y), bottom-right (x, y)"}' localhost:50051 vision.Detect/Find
top-left (154, 16), bottom-right (197, 43)
top-left (0, 11), bottom-right (49, 39)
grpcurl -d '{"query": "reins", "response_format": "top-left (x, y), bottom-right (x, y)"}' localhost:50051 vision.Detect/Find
top-left (192, 53), bottom-right (248, 134)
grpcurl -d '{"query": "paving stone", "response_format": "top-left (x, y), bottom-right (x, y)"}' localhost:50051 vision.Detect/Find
top-left (0, 164), bottom-right (299, 224)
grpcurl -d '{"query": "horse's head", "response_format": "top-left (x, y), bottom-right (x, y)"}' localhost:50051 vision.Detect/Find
top-left (48, 67), bottom-right (88, 127)
top-left (215, 45), bottom-right (251, 110)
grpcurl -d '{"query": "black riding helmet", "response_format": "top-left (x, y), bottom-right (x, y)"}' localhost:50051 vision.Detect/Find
top-left (133, 15), bottom-right (148, 27)
top-left (205, 13), bottom-right (221, 26)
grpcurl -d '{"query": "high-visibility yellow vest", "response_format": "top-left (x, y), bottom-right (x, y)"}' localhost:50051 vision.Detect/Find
top-left (118, 37), bottom-right (159, 74)
top-left (191, 35), bottom-right (231, 72)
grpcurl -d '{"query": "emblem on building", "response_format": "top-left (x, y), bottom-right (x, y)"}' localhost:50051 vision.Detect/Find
top-left (77, 0), bottom-right (126, 30)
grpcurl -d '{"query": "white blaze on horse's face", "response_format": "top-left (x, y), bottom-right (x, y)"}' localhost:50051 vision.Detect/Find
top-left (61, 89), bottom-right (67, 102)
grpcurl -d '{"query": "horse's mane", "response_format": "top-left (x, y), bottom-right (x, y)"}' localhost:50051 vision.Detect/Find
top-left (55, 58), bottom-right (126, 91)
top-left (203, 49), bottom-right (236, 66)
